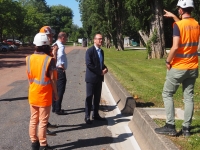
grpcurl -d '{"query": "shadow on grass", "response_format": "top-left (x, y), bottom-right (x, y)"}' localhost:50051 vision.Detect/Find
top-left (175, 125), bottom-right (200, 137)
top-left (136, 102), bottom-right (154, 107)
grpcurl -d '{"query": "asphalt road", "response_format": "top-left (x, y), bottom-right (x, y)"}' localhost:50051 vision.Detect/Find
top-left (0, 48), bottom-right (113, 150)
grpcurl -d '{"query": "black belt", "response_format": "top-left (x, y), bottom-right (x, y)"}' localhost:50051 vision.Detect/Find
top-left (57, 67), bottom-right (65, 71)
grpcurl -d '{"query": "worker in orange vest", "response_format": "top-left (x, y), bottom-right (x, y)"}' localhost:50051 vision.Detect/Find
top-left (155, 0), bottom-right (200, 137)
top-left (39, 26), bottom-right (58, 59)
top-left (26, 33), bottom-right (59, 150)
top-left (39, 26), bottom-right (59, 136)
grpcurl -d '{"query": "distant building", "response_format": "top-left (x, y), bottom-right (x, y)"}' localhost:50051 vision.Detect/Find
top-left (124, 37), bottom-right (130, 46)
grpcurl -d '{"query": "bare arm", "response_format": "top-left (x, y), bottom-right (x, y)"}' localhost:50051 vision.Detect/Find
top-left (52, 45), bottom-right (58, 62)
top-left (164, 9), bottom-right (180, 22)
top-left (166, 36), bottom-right (180, 70)
top-left (49, 70), bottom-right (59, 101)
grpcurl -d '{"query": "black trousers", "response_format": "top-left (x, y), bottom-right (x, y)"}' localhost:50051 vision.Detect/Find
top-left (52, 68), bottom-right (67, 112)
top-left (85, 80), bottom-right (102, 119)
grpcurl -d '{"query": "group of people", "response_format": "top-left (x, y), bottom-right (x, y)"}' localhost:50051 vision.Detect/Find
top-left (26, 25), bottom-right (108, 149)
top-left (25, 0), bottom-right (199, 149)
top-left (26, 26), bottom-right (68, 150)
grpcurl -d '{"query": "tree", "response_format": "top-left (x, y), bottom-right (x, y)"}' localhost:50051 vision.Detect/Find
top-left (49, 5), bottom-right (73, 35)
top-left (0, 0), bottom-right (25, 41)
top-left (70, 24), bottom-right (86, 42)
top-left (78, 0), bottom-right (127, 50)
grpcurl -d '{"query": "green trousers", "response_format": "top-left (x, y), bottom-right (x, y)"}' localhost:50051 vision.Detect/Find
top-left (162, 68), bottom-right (198, 127)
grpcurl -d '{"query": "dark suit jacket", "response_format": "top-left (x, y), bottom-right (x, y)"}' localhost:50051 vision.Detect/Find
top-left (85, 45), bottom-right (107, 83)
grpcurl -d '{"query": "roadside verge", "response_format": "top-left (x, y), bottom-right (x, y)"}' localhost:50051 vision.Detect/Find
top-left (104, 72), bottom-right (179, 150)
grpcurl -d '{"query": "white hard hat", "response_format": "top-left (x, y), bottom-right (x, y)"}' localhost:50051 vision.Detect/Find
top-left (33, 33), bottom-right (50, 46)
top-left (177, 0), bottom-right (194, 8)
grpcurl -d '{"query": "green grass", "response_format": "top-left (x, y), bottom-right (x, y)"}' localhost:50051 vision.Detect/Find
top-left (103, 47), bottom-right (200, 149)
top-left (65, 41), bottom-right (74, 46)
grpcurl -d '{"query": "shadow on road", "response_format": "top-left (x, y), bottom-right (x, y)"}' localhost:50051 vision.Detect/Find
top-left (0, 96), bottom-right (28, 101)
top-left (0, 47), bottom-right (34, 69)
top-left (52, 133), bottom-right (132, 150)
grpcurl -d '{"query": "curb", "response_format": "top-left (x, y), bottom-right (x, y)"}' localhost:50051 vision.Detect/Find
top-left (104, 72), bottom-right (136, 114)
top-left (104, 72), bottom-right (179, 150)
top-left (128, 108), bottom-right (179, 150)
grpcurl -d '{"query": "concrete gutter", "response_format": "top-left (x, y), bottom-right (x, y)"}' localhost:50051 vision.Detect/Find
top-left (104, 72), bottom-right (179, 150)
top-left (104, 72), bottom-right (136, 114)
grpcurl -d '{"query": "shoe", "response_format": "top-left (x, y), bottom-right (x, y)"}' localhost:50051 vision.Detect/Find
top-left (55, 109), bottom-right (66, 115)
top-left (182, 126), bottom-right (191, 137)
top-left (46, 129), bottom-right (57, 136)
top-left (92, 115), bottom-right (106, 121)
top-left (31, 141), bottom-right (40, 150)
top-left (47, 122), bottom-right (57, 128)
top-left (39, 144), bottom-right (52, 150)
top-left (155, 123), bottom-right (177, 136)
top-left (85, 118), bottom-right (93, 124)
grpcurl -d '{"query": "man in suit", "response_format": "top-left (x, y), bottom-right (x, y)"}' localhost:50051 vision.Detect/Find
top-left (85, 33), bottom-right (108, 124)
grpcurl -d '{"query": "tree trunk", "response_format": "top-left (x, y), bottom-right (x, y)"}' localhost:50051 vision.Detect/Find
top-left (149, 0), bottom-right (166, 59)
top-left (117, 31), bottom-right (124, 50)
top-left (138, 30), bottom-right (149, 45)
top-left (104, 36), bottom-right (111, 48)
top-left (138, 1), bottom-right (166, 59)
top-left (111, 0), bottom-right (124, 51)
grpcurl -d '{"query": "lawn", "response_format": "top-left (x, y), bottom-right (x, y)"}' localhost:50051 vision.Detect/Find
top-left (103, 47), bottom-right (200, 150)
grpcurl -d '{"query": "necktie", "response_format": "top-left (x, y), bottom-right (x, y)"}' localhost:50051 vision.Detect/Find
top-left (97, 49), bottom-right (102, 69)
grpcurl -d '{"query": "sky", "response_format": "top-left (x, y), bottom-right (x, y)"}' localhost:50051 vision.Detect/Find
top-left (46, 0), bottom-right (82, 27)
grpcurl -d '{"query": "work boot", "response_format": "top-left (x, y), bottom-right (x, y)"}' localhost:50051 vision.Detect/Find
top-left (39, 144), bottom-right (52, 150)
top-left (47, 122), bottom-right (57, 128)
top-left (182, 126), bottom-right (191, 137)
top-left (46, 129), bottom-right (57, 136)
top-left (155, 123), bottom-right (177, 136)
top-left (31, 141), bottom-right (40, 150)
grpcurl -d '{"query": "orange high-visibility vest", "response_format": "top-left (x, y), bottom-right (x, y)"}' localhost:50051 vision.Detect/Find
top-left (171, 18), bottom-right (199, 70)
top-left (26, 54), bottom-right (52, 107)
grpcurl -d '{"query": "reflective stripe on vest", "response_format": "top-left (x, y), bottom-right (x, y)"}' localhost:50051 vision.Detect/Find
top-left (179, 42), bottom-right (199, 47)
top-left (27, 55), bottom-right (51, 85)
top-left (175, 51), bottom-right (198, 58)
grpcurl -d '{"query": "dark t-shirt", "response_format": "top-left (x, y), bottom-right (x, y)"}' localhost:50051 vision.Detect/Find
top-left (173, 23), bottom-right (180, 36)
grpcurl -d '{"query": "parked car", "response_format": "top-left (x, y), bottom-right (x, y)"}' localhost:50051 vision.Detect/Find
top-left (0, 42), bottom-right (9, 52)
top-left (3, 39), bottom-right (22, 46)
top-left (9, 44), bottom-right (18, 51)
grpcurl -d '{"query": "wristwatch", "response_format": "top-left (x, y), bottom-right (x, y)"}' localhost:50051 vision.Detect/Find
top-left (165, 60), bottom-right (170, 64)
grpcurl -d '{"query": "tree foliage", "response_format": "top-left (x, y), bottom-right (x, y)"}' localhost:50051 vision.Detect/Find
top-left (49, 5), bottom-right (73, 35)
top-left (77, 0), bottom-right (200, 58)
top-left (0, 0), bottom-right (73, 43)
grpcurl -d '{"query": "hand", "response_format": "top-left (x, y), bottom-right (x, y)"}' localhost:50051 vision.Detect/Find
top-left (54, 93), bottom-right (59, 101)
top-left (104, 68), bottom-right (108, 73)
top-left (163, 9), bottom-right (175, 18)
top-left (101, 68), bottom-right (108, 75)
top-left (166, 63), bottom-right (171, 70)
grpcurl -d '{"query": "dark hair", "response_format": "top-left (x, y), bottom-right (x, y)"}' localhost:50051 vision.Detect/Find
top-left (93, 33), bottom-right (102, 39)
top-left (35, 45), bottom-right (51, 55)
top-left (182, 7), bottom-right (193, 14)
